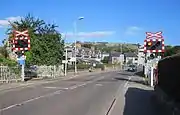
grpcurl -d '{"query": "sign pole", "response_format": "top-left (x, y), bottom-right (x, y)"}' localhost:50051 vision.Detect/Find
top-left (21, 64), bottom-right (25, 81)
top-left (12, 30), bottom-right (30, 82)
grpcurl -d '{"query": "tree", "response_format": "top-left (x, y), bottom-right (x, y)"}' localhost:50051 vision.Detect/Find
top-left (82, 43), bottom-right (93, 49)
top-left (0, 46), bottom-right (9, 58)
top-left (6, 14), bottom-right (64, 65)
top-left (164, 45), bottom-right (180, 57)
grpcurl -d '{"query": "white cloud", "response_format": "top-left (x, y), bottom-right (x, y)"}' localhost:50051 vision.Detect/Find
top-left (62, 31), bottom-right (115, 39)
top-left (0, 16), bottom-right (22, 28)
top-left (125, 26), bottom-right (143, 35)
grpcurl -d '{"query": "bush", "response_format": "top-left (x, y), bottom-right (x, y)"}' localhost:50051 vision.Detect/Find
top-left (101, 56), bottom-right (109, 63)
top-left (77, 64), bottom-right (91, 70)
top-left (0, 56), bottom-right (17, 66)
top-left (67, 64), bottom-right (91, 70)
top-left (0, 56), bottom-right (20, 75)
top-left (67, 63), bottom-right (105, 70)
top-left (94, 64), bottom-right (103, 68)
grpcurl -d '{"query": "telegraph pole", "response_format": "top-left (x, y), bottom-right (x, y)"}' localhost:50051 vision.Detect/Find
top-left (64, 48), bottom-right (68, 76)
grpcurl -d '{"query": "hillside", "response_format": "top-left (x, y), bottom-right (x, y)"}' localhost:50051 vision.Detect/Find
top-left (94, 42), bottom-right (138, 53)
top-left (65, 42), bottom-right (139, 53)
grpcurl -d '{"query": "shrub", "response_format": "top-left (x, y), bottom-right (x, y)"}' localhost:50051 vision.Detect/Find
top-left (77, 64), bottom-right (91, 70)
top-left (0, 56), bottom-right (17, 66)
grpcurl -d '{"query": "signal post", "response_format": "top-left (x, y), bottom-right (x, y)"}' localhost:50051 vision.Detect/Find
top-left (11, 30), bottom-right (30, 81)
top-left (143, 31), bottom-right (165, 87)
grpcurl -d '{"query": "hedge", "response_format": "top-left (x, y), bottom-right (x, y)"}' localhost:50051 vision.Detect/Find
top-left (67, 64), bottom-right (104, 70)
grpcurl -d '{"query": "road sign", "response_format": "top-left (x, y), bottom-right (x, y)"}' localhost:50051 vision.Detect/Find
top-left (17, 55), bottom-right (26, 65)
top-left (146, 31), bottom-right (163, 39)
top-left (12, 30), bottom-right (30, 52)
top-left (18, 59), bottom-right (25, 65)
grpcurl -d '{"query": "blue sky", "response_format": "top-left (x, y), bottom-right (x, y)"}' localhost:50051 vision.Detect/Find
top-left (0, 0), bottom-right (180, 46)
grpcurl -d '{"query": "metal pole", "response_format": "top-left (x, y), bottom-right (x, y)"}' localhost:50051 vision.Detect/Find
top-left (74, 21), bottom-right (77, 74)
top-left (120, 43), bottom-right (123, 70)
top-left (65, 49), bottom-right (68, 76)
top-left (150, 67), bottom-right (154, 87)
top-left (121, 43), bottom-right (123, 54)
top-left (21, 64), bottom-right (25, 81)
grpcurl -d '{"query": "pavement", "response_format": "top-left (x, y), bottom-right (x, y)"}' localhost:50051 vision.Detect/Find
top-left (0, 70), bottom-right (159, 115)
top-left (108, 75), bottom-right (157, 115)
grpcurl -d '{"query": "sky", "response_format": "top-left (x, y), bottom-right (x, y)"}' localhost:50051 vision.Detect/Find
top-left (0, 0), bottom-right (180, 46)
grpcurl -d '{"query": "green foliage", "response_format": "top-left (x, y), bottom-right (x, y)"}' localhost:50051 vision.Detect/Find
top-left (164, 45), bottom-right (180, 57)
top-left (0, 56), bottom-right (17, 66)
top-left (67, 63), bottom-right (104, 70)
top-left (81, 43), bottom-right (93, 49)
top-left (0, 46), bottom-right (9, 58)
top-left (94, 64), bottom-right (104, 69)
top-left (77, 64), bottom-right (91, 69)
top-left (67, 64), bottom-right (91, 70)
top-left (101, 56), bottom-right (109, 63)
top-left (7, 14), bottom-right (64, 66)
top-left (95, 44), bottom-right (136, 53)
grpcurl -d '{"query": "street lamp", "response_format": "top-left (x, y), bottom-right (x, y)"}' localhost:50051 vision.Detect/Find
top-left (74, 16), bottom-right (84, 74)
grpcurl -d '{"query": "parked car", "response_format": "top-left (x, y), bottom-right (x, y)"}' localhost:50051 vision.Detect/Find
top-left (127, 65), bottom-right (137, 72)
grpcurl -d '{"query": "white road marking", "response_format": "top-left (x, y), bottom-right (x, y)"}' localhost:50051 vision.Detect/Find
top-left (69, 85), bottom-right (78, 89)
top-left (44, 87), bottom-right (69, 90)
top-left (19, 83), bottom-right (34, 86)
top-left (105, 76), bottom-right (132, 115)
top-left (95, 84), bottom-right (103, 86)
top-left (0, 75), bottom-right (107, 112)
top-left (123, 76), bottom-right (131, 94)
top-left (44, 87), bottom-right (58, 89)
top-left (0, 90), bottom-right (63, 112)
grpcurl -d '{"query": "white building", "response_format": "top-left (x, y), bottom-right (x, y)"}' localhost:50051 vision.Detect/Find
top-left (137, 45), bottom-right (145, 66)
top-left (124, 52), bottom-right (138, 65)
top-left (101, 53), bottom-right (109, 60)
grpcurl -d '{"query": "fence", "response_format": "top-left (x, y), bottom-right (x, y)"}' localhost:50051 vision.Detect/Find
top-left (0, 66), bottom-right (21, 82)
top-left (35, 65), bottom-right (64, 78)
top-left (0, 65), bottom-right (64, 82)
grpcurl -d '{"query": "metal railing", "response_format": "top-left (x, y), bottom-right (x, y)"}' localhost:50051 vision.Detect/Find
top-left (35, 65), bottom-right (64, 78)
top-left (0, 66), bottom-right (21, 82)
top-left (0, 65), bottom-right (64, 82)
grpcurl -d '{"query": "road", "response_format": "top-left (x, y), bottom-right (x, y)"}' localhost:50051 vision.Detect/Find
top-left (0, 71), bottom-right (156, 115)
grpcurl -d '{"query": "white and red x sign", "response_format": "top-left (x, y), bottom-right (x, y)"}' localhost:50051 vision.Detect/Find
top-left (146, 31), bottom-right (163, 39)
top-left (14, 30), bottom-right (28, 37)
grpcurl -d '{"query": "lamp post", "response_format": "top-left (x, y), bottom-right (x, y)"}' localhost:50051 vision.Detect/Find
top-left (63, 33), bottom-right (68, 76)
top-left (74, 17), bottom-right (84, 74)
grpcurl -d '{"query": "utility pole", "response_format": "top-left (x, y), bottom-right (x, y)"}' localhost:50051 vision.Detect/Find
top-left (64, 48), bottom-right (68, 76)
top-left (74, 21), bottom-right (77, 74)
top-left (121, 43), bottom-right (123, 54)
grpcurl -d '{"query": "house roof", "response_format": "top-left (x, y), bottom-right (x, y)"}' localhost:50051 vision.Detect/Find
top-left (110, 52), bottom-right (121, 57)
top-left (124, 52), bottom-right (137, 57)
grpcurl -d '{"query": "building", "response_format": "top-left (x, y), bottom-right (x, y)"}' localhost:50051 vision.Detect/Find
top-left (124, 52), bottom-right (138, 65)
top-left (101, 53), bottom-right (109, 60)
top-left (109, 52), bottom-right (124, 64)
top-left (64, 44), bottom-right (102, 63)
top-left (137, 45), bottom-right (145, 66)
